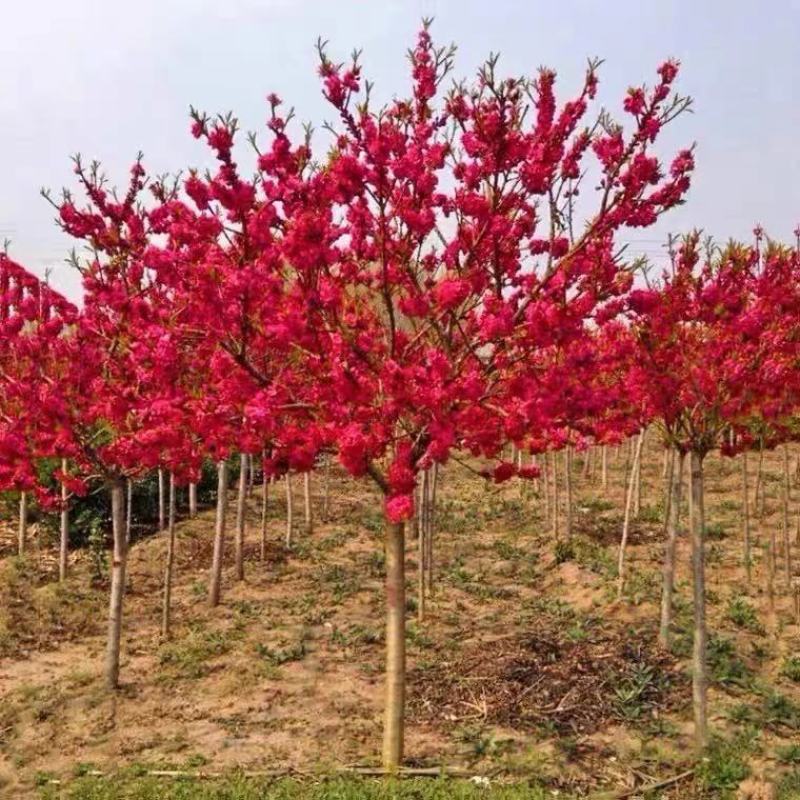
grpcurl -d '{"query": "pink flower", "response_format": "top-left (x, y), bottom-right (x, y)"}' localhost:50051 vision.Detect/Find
top-left (386, 494), bottom-right (414, 523)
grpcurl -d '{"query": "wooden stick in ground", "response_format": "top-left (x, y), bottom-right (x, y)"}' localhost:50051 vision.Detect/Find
top-left (542, 450), bottom-right (551, 525)
top-left (689, 449), bottom-right (708, 751)
top-left (601, 444), bottom-right (608, 492)
top-left (260, 469), bottom-right (269, 563)
top-left (417, 469), bottom-right (428, 622)
top-left (188, 482), bottom-right (198, 518)
top-left (126, 479), bottom-right (133, 545)
top-left (617, 432), bottom-right (644, 600)
top-left (551, 451), bottom-right (560, 540)
top-left (426, 464), bottom-right (438, 595)
top-left (161, 472), bottom-right (177, 639)
top-left (158, 467), bottom-right (165, 531)
top-left (661, 448), bottom-right (675, 539)
top-left (754, 440), bottom-right (765, 517)
top-left (208, 460), bottom-right (229, 608)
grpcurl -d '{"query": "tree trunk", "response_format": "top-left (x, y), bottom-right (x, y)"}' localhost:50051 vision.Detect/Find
top-left (662, 448), bottom-right (676, 538)
top-left (782, 445), bottom-right (793, 587)
top-left (742, 451), bottom-right (752, 584)
top-left (59, 459), bottom-right (69, 581)
top-left (17, 491), bottom-right (27, 557)
top-left (551, 452), bottom-right (560, 540)
top-left (426, 465), bottom-right (438, 594)
top-left (689, 450), bottom-right (708, 751)
top-left (158, 468), bottom-right (166, 531)
top-left (633, 432), bottom-right (644, 519)
top-left (754, 442), bottom-right (765, 518)
top-left (161, 473), bottom-right (177, 638)
top-left (303, 472), bottom-right (313, 535)
top-left (564, 447), bottom-right (573, 538)
top-left (260, 471), bottom-right (269, 562)
top-left (125, 479), bottom-right (133, 545)
top-left (659, 450), bottom-right (684, 648)
top-left (617, 432), bottom-right (644, 599)
top-left (382, 517), bottom-right (406, 769)
top-left (601, 445), bottom-right (608, 492)
top-left (208, 460), bottom-right (229, 607)
top-left (105, 478), bottom-right (127, 689)
top-left (542, 450), bottom-right (551, 524)
top-left (235, 453), bottom-right (247, 582)
top-left (189, 482), bottom-right (198, 518)
top-left (248, 454), bottom-right (256, 496)
top-left (322, 455), bottom-right (331, 521)
top-left (285, 473), bottom-right (294, 547)
top-left (417, 470), bottom-right (428, 622)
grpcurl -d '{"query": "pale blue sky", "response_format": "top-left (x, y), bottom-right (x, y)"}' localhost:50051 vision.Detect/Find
top-left (1, 0), bottom-right (798, 299)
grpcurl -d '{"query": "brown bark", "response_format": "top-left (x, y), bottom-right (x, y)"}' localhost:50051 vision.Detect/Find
top-left (158, 467), bottom-right (166, 531)
top-left (105, 478), bottom-right (127, 689)
top-left (188, 482), bottom-right (198, 518)
top-left (125, 479), bottom-right (133, 545)
top-left (382, 518), bottom-right (406, 769)
top-left (208, 460), bottom-right (229, 607)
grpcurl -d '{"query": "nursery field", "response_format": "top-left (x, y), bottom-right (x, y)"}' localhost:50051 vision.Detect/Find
top-left (1, 439), bottom-right (800, 799)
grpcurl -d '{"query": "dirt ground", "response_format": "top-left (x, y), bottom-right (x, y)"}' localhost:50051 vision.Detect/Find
top-left (1, 437), bottom-right (799, 798)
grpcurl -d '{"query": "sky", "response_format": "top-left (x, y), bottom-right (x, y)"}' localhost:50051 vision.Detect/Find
top-left (1, 0), bottom-right (798, 300)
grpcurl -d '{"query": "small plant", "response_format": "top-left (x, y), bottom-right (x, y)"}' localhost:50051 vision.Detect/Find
top-left (727, 595), bottom-right (765, 635)
top-left (696, 734), bottom-right (752, 797)
top-left (554, 540), bottom-right (575, 564)
top-left (776, 743), bottom-right (800, 764)
top-left (780, 655), bottom-right (800, 683)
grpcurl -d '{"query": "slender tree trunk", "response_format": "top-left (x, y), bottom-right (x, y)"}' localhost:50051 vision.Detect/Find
top-left (662, 447), bottom-right (669, 480)
top-left (617, 432), bottom-right (644, 599)
top-left (161, 473), bottom-right (177, 638)
top-left (551, 452), bottom-right (560, 540)
top-left (659, 450), bottom-right (685, 648)
top-left (303, 472), bottom-right (313, 535)
top-left (285, 473), bottom-right (294, 547)
top-left (105, 478), bottom-right (127, 689)
top-left (689, 450), bottom-right (708, 751)
top-left (248, 454), bottom-right (256, 496)
top-left (662, 448), bottom-right (676, 538)
top-left (260, 471), bottom-right (269, 562)
top-left (417, 470), bottom-right (428, 622)
top-left (633, 432), bottom-right (644, 519)
top-left (783, 444), bottom-right (793, 586)
top-left (235, 453), bottom-right (247, 582)
top-left (17, 492), bottom-right (27, 557)
top-left (189, 482), bottom-right (198, 518)
top-left (542, 450), bottom-right (551, 524)
top-left (754, 442), bottom-right (765, 518)
top-left (742, 451), bottom-right (752, 584)
top-left (601, 445), bottom-right (608, 492)
top-left (208, 460), bottom-right (229, 607)
top-left (582, 447), bottom-right (591, 479)
top-left (59, 459), bottom-right (69, 581)
top-left (322, 455), bottom-right (331, 521)
top-left (158, 468), bottom-right (165, 531)
top-left (564, 447), bottom-right (573, 538)
top-left (125, 479), bottom-right (133, 545)
top-left (383, 517), bottom-right (406, 770)
top-left (426, 464), bottom-right (438, 595)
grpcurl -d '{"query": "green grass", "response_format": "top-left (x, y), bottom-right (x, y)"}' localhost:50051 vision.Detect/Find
top-left (38, 774), bottom-right (564, 800)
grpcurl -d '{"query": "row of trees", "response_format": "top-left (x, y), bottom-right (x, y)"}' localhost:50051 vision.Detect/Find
top-left (1, 23), bottom-right (798, 767)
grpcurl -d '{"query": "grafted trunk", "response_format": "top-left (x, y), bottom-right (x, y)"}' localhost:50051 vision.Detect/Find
top-left (158, 468), bottom-right (166, 531)
top-left (659, 450), bottom-right (684, 648)
top-left (59, 459), bottom-right (69, 581)
top-left (105, 478), bottom-right (127, 689)
top-left (17, 492), bottom-right (27, 557)
top-left (208, 460), bottom-right (229, 607)
top-left (742, 451), bottom-right (752, 584)
top-left (382, 517), bottom-right (406, 770)
top-left (260, 471), bottom-right (269, 562)
top-left (617, 432), bottom-right (644, 599)
top-left (303, 472), bottom-right (313, 535)
top-left (189, 482), bottom-right (198, 518)
top-left (161, 473), bottom-right (177, 638)
top-left (689, 450), bottom-right (708, 750)
top-left (235, 453), bottom-right (247, 581)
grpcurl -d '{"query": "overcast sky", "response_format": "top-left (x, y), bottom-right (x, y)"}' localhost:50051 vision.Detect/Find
top-left (1, 0), bottom-right (798, 299)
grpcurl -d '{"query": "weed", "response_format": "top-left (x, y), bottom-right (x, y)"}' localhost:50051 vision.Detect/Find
top-left (781, 656), bottom-right (800, 683)
top-left (727, 595), bottom-right (766, 635)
